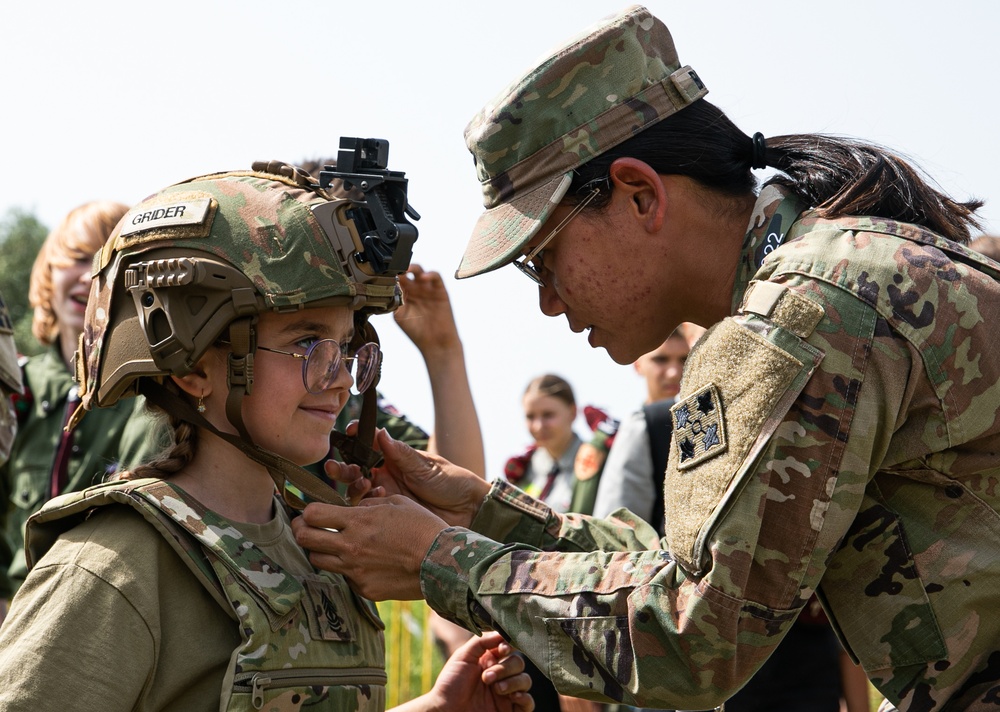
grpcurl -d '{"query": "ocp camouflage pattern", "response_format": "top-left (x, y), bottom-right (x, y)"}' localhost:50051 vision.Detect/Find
top-left (27, 478), bottom-right (387, 711)
top-left (421, 185), bottom-right (1000, 710)
top-left (76, 165), bottom-right (399, 413)
top-left (457, 5), bottom-right (707, 277)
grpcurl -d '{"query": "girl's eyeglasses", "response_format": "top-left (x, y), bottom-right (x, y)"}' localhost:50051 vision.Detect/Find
top-left (256, 339), bottom-right (380, 394)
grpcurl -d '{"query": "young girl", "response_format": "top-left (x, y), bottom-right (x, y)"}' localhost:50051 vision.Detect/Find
top-left (0, 162), bottom-right (532, 712)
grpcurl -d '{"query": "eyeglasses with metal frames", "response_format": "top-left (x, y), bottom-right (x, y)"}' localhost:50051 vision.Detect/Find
top-left (512, 187), bottom-right (602, 286)
top-left (256, 339), bottom-right (381, 394)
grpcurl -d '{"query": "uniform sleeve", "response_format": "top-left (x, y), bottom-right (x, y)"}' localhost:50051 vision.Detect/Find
top-left (0, 558), bottom-right (153, 710)
top-left (418, 281), bottom-right (909, 709)
top-left (591, 412), bottom-right (655, 521)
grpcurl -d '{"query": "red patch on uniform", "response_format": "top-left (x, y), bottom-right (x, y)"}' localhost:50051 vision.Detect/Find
top-left (574, 443), bottom-right (605, 481)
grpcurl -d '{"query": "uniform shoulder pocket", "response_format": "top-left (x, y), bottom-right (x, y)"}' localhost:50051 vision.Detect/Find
top-left (665, 308), bottom-right (824, 576)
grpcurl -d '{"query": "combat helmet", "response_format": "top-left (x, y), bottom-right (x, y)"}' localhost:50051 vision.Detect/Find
top-left (74, 140), bottom-right (418, 506)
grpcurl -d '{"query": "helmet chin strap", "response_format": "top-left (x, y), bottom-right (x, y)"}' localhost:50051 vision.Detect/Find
top-left (328, 317), bottom-right (385, 475)
top-left (224, 317), bottom-right (255, 443)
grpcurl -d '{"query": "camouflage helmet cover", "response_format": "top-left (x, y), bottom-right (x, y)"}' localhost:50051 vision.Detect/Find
top-left (78, 163), bottom-right (402, 411)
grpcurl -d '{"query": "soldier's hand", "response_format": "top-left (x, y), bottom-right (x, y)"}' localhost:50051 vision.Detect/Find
top-left (293, 494), bottom-right (445, 601)
top-left (326, 427), bottom-right (490, 528)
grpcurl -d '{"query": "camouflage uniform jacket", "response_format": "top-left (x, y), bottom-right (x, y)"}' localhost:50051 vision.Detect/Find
top-left (0, 348), bottom-right (154, 597)
top-left (27, 478), bottom-right (387, 711)
top-left (419, 185), bottom-right (1000, 711)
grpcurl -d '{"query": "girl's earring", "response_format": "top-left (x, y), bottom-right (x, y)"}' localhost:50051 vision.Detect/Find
top-left (197, 390), bottom-right (206, 414)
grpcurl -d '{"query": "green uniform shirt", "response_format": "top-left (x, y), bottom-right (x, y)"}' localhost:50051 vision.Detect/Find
top-left (419, 186), bottom-right (1000, 711)
top-left (0, 348), bottom-right (156, 597)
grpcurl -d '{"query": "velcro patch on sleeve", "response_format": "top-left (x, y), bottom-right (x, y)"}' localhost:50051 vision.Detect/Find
top-left (665, 319), bottom-right (807, 575)
top-left (741, 280), bottom-right (825, 339)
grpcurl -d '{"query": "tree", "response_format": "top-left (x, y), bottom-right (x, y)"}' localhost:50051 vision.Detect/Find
top-left (0, 209), bottom-right (48, 357)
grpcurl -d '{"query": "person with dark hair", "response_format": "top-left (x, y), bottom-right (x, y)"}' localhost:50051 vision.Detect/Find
top-left (292, 7), bottom-right (998, 711)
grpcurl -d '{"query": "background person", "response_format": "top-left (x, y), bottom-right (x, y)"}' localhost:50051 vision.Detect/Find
top-left (0, 162), bottom-right (532, 712)
top-left (291, 6), bottom-right (998, 711)
top-left (592, 325), bottom-right (699, 528)
top-left (0, 201), bottom-right (156, 617)
top-left (0, 291), bottom-right (23, 468)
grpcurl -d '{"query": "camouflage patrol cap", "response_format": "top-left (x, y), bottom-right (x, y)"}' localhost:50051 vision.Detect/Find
top-left (80, 163), bottom-right (401, 410)
top-left (456, 5), bottom-right (707, 279)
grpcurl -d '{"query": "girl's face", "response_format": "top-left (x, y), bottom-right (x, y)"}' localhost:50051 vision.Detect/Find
top-left (207, 306), bottom-right (356, 466)
top-left (50, 254), bottom-right (93, 351)
top-left (523, 391), bottom-right (576, 452)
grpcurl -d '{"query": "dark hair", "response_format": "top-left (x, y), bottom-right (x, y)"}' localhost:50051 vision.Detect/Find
top-left (569, 99), bottom-right (982, 244)
top-left (524, 373), bottom-right (575, 408)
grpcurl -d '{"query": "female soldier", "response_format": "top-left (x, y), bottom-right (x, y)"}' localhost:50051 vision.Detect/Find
top-left (292, 6), bottom-right (1000, 712)
top-left (0, 163), bottom-right (532, 712)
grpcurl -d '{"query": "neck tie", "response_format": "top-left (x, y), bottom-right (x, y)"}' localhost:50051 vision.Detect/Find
top-left (538, 461), bottom-right (560, 501)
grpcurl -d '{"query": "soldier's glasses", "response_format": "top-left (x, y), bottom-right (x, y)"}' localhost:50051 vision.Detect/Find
top-left (257, 339), bottom-right (380, 394)
top-left (512, 188), bottom-right (601, 287)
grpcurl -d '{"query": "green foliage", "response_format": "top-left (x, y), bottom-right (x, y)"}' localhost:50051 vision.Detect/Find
top-left (0, 209), bottom-right (48, 357)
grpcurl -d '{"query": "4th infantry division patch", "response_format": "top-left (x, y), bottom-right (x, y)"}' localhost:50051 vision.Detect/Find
top-left (672, 383), bottom-right (727, 470)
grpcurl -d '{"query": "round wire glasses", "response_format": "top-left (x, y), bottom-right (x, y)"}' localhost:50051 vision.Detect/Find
top-left (257, 339), bottom-right (380, 394)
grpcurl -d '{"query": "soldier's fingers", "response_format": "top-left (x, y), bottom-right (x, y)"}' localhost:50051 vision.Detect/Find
top-left (296, 502), bottom-right (352, 535)
top-left (510, 690), bottom-right (535, 711)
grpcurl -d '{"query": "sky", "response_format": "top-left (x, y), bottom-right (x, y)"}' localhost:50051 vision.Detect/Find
top-left (2, 1), bottom-right (998, 478)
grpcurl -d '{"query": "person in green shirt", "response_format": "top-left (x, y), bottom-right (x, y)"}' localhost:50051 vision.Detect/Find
top-left (0, 201), bottom-right (157, 612)
top-left (291, 7), bottom-right (998, 711)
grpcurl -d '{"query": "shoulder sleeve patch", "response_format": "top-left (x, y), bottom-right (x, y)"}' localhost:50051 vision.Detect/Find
top-left (665, 318), bottom-right (818, 575)
top-left (671, 383), bottom-right (727, 470)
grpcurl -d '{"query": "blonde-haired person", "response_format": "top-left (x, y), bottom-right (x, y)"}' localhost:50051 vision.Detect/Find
top-left (0, 201), bottom-right (155, 617)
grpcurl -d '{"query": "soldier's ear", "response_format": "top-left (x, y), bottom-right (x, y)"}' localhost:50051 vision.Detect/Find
top-left (608, 157), bottom-right (666, 233)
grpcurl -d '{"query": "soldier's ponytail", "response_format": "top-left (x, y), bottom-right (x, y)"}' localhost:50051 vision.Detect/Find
top-left (569, 99), bottom-right (982, 243)
top-left (763, 134), bottom-right (982, 244)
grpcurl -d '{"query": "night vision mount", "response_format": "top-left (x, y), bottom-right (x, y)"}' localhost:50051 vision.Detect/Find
top-left (318, 137), bottom-right (420, 275)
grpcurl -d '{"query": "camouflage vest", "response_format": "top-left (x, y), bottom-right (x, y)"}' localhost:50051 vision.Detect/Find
top-left (26, 478), bottom-right (387, 711)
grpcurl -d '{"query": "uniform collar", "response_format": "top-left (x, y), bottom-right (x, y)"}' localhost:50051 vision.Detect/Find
top-left (730, 184), bottom-right (809, 315)
top-left (531, 432), bottom-right (583, 474)
top-left (27, 346), bottom-right (78, 410)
